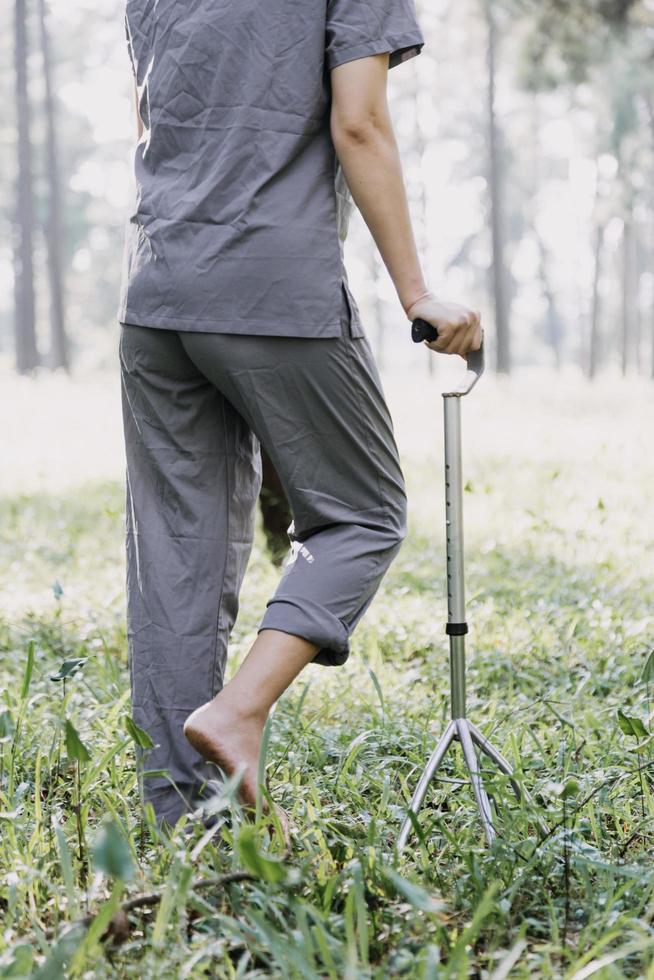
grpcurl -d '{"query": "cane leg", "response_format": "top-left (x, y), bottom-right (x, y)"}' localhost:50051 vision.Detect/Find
top-left (397, 721), bottom-right (457, 852)
top-left (470, 723), bottom-right (548, 837)
top-left (456, 719), bottom-right (496, 846)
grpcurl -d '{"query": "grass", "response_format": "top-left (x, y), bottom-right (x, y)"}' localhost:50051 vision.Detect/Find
top-left (0, 368), bottom-right (653, 977)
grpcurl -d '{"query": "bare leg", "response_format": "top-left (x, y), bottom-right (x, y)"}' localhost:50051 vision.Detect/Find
top-left (184, 629), bottom-right (319, 810)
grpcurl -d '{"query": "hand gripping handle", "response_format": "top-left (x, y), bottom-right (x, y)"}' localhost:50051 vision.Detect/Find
top-left (411, 316), bottom-right (485, 396)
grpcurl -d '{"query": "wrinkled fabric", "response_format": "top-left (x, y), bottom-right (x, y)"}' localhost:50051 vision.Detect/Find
top-left (117, 0), bottom-right (425, 338)
top-left (119, 285), bottom-right (408, 821)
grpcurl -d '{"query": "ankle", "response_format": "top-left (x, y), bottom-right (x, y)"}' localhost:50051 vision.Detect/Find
top-left (212, 688), bottom-right (269, 727)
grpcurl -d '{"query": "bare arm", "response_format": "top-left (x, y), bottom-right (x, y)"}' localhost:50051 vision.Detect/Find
top-left (330, 55), bottom-right (426, 314)
top-left (330, 55), bottom-right (481, 356)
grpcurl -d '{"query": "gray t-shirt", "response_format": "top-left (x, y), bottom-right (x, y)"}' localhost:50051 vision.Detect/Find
top-left (117, 0), bottom-right (425, 338)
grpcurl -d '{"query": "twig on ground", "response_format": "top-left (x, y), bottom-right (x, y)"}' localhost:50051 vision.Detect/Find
top-left (44, 871), bottom-right (256, 945)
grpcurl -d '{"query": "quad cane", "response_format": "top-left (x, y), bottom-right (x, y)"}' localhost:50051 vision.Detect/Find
top-left (397, 318), bottom-right (537, 850)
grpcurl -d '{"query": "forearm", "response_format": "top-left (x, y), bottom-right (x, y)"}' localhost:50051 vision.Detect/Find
top-left (331, 118), bottom-right (428, 315)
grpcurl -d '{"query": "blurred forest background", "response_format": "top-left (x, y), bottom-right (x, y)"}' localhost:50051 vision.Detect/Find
top-left (2, 0), bottom-right (654, 378)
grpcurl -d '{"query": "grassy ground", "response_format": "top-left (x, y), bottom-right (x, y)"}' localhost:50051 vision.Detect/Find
top-left (1, 366), bottom-right (653, 978)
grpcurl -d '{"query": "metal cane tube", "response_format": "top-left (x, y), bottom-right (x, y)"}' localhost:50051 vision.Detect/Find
top-left (450, 635), bottom-right (466, 719)
top-left (444, 394), bottom-right (468, 720)
top-left (443, 396), bottom-right (466, 625)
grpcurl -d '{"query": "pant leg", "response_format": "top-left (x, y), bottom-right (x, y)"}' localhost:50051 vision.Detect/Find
top-left (119, 323), bottom-right (262, 824)
top-left (178, 293), bottom-right (408, 668)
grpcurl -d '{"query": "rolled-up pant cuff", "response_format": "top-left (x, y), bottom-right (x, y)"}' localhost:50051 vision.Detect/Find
top-left (258, 597), bottom-right (351, 667)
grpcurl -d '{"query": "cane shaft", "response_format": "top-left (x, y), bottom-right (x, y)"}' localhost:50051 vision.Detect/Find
top-left (444, 396), bottom-right (466, 623)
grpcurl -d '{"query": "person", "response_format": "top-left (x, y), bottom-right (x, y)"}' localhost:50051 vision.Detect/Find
top-left (117, 0), bottom-right (482, 829)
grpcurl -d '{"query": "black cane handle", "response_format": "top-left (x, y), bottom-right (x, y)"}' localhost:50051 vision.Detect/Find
top-left (411, 316), bottom-right (485, 395)
top-left (411, 317), bottom-right (438, 343)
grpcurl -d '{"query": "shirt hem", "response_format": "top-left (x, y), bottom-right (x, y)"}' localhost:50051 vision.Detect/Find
top-left (117, 306), bottom-right (345, 339)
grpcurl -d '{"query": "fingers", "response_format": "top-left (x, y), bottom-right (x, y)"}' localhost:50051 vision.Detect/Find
top-left (442, 314), bottom-right (479, 356)
top-left (435, 314), bottom-right (468, 354)
top-left (463, 318), bottom-right (481, 353)
top-left (424, 310), bottom-right (482, 356)
top-left (461, 322), bottom-right (483, 359)
top-left (425, 330), bottom-right (457, 354)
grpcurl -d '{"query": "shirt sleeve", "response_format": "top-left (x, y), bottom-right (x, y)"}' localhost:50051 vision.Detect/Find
top-left (325, 0), bottom-right (425, 72)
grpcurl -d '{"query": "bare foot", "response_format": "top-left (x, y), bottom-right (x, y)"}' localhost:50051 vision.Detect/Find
top-left (184, 693), bottom-right (293, 850)
top-left (183, 694), bottom-right (266, 808)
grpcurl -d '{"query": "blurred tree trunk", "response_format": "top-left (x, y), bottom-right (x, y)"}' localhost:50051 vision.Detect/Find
top-left (536, 235), bottom-right (563, 369)
top-left (646, 95), bottom-right (654, 380)
top-left (588, 221), bottom-right (605, 380)
top-left (413, 99), bottom-right (434, 378)
top-left (621, 211), bottom-right (634, 376)
top-left (13, 0), bottom-right (39, 373)
top-left (38, 0), bottom-right (68, 371)
top-left (633, 229), bottom-right (644, 369)
top-left (530, 96), bottom-right (563, 370)
top-left (484, 0), bottom-right (510, 374)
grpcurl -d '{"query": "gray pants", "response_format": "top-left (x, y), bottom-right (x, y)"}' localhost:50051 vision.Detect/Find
top-left (119, 286), bottom-right (408, 824)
